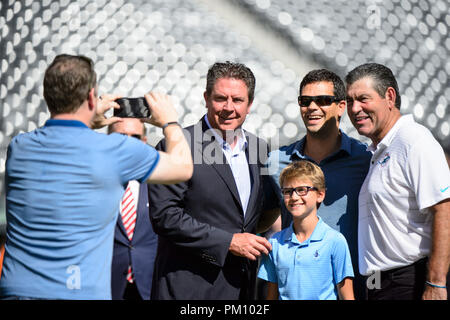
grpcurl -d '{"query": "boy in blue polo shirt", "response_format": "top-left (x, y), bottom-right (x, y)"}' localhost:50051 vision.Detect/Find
top-left (258, 160), bottom-right (354, 300)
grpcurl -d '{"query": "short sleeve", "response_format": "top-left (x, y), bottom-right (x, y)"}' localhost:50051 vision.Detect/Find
top-left (331, 233), bottom-right (354, 284)
top-left (111, 134), bottom-right (160, 184)
top-left (257, 238), bottom-right (278, 283)
top-left (407, 136), bottom-right (450, 210)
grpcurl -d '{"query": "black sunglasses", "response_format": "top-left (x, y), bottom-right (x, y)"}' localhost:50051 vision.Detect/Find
top-left (298, 95), bottom-right (342, 107)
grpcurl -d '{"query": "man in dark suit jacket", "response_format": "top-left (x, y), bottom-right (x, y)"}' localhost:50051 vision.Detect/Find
top-left (149, 62), bottom-right (272, 300)
top-left (109, 119), bottom-right (158, 300)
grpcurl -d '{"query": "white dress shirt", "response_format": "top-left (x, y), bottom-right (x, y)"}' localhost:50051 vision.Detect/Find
top-left (205, 115), bottom-right (251, 215)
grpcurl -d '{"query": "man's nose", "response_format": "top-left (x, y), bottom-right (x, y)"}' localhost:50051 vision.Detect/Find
top-left (307, 101), bottom-right (320, 110)
top-left (223, 97), bottom-right (234, 110)
top-left (349, 100), bottom-right (362, 115)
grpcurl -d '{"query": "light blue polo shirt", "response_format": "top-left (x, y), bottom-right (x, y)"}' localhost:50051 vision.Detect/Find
top-left (264, 131), bottom-right (370, 279)
top-left (258, 217), bottom-right (354, 300)
top-left (0, 119), bottom-right (159, 299)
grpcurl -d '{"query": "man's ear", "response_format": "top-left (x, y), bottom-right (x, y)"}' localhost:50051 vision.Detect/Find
top-left (88, 87), bottom-right (96, 110)
top-left (203, 91), bottom-right (209, 108)
top-left (246, 99), bottom-right (253, 114)
top-left (337, 99), bottom-right (346, 117)
top-left (385, 87), bottom-right (396, 110)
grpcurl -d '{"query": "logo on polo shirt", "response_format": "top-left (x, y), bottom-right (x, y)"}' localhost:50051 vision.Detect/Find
top-left (313, 250), bottom-right (319, 259)
top-left (377, 152), bottom-right (390, 167)
top-left (440, 186), bottom-right (449, 193)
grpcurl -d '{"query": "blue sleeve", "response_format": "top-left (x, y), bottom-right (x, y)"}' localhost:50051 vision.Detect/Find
top-left (257, 239), bottom-right (278, 283)
top-left (111, 134), bottom-right (160, 184)
top-left (332, 233), bottom-right (354, 284)
top-left (139, 152), bottom-right (160, 183)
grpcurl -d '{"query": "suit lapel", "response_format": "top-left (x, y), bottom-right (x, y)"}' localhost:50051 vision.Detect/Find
top-left (117, 188), bottom-right (128, 238)
top-left (132, 184), bottom-right (148, 241)
top-left (243, 133), bottom-right (261, 222)
top-left (245, 164), bottom-right (259, 220)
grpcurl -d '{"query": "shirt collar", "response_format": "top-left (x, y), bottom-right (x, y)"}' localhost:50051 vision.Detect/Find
top-left (290, 130), bottom-right (351, 160)
top-left (44, 119), bottom-right (89, 128)
top-left (367, 114), bottom-right (412, 153)
top-left (291, 137), bottom-right (307, 160)
top-left (203, 114), bottom-right (247, 151)
top-left (283, 216), bottom-right (326, 246)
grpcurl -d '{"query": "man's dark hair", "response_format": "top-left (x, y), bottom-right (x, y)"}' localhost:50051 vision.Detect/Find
top-left (43, 54), bottom-right (97, 115)
top-left (299, 69), bottom-right (346, 100)
top-left (345, 63), bottom-right (401, 109)
top-left (205, 61), bottom-right (256, 103)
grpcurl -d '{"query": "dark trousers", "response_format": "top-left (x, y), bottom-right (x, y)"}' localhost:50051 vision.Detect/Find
top-left (367, 258), bottom-right (427, 300)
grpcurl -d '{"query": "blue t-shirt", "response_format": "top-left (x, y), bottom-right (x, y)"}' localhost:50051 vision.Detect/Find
top-left (0, 120), bottom-right (159, 299)
top-left (258, 217), bottom-right (354, 300)
top-left (264, 131), bottom-right (370, 275)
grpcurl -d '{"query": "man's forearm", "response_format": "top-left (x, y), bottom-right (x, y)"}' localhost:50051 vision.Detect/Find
top-left (427, 199), bottom-right (450, 285)
top-left (148, 125), bottom-right (193, 184)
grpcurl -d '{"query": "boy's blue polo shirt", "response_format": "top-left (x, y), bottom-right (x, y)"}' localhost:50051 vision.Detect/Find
top-left (258, 217), bottom-right (354, 300)
top-left (264, 131), bottom-right (370, 280)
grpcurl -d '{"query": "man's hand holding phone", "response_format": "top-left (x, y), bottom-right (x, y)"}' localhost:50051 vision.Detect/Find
top-left (142, 92), bottom-right (179, 129)
top-left (113, 93), bottom-right (179, 129)
top-left (141, 92), bottom-right (193, 185)
top-left (91, 94), bottom-right (122, 129)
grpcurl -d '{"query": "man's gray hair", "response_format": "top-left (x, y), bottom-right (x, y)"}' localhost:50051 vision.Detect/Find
top-left (345, 63), bottom-right (401, 110)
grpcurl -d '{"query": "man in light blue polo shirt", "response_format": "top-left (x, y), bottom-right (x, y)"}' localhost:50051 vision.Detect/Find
top-left (262, 69), bottom-right (370, 299)
top-left (0, 54), bottom-right (192, 300)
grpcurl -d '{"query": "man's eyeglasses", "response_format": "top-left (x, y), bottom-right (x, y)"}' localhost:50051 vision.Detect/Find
top-left (298, 95), bottom-right (342, 108)
top-left (281, 186), bottom-right (318, 197)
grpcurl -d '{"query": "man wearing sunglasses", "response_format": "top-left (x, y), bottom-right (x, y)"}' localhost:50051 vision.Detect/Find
top-left (261, 69), bottom-right (371, 299)
top-left (346, 63), bottom-right (450, 300)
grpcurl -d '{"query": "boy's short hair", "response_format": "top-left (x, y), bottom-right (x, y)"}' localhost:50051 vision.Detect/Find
top-left (279, 160), bottom-right (326, 191)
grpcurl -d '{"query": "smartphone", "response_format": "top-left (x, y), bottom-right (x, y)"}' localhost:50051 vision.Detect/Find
top-left (113, 97), bottom-right (151, 118)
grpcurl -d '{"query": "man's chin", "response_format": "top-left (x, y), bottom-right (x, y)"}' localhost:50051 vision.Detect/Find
top-left (355, 126), bottom-right (370, 137)
top-left (305, 124), bottom-right (323, 134)
top-left (217, 122), bottom-right (242, 132)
